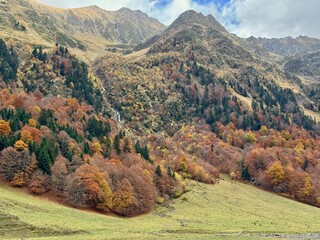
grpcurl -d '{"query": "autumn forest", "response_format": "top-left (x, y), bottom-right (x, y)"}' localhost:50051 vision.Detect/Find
top-left (2, 0), bottom-right (320, 220)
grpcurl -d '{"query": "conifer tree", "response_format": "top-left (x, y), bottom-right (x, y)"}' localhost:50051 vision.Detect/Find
top-left (113, 134), bottom-right (121, 155)
top-left (155, 165), bottom-right (162, 177)
top-left (38, 148), bottom-right (52, 175)
top-left (32, 47), bottom-right (38, 57)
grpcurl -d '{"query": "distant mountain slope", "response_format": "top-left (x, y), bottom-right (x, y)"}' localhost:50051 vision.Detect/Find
top-left (98, 10), bottom-right (318, 135)
top-left (0, 0), bottom-right (165, 60)
top-left (144, 11), bottom-right (255, 67)
top-left (243, 36), bottom-right (320, 58)
top-left (284, 51), bottom-right (320, 80)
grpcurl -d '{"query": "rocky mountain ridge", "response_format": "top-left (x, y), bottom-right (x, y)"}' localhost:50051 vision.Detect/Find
top-left (0, 0), bottom-right (165, 61)
top-left (243, 35), bottom-right (320, 59)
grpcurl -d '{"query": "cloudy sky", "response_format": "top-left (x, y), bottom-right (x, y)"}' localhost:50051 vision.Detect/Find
top-left (38, 0), bottom-right (320, 39)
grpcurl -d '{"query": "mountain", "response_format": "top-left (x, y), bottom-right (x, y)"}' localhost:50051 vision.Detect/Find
top-left (284, 51), bottom-right (320, 80)
top-left (167, 10), bottom-right (228, 33)
top-left (243, 36), bottom-right (320, 58)
top-left (2, 1), bottom-right (320, 220)
top-left (99, 11), bottom-right (314, 136)
top-left (95, 10), bottom-right (320, 210)
top-left (0, 0), bottom-right (165, 61)
top-left (137, 10), bottom-right (256, 70)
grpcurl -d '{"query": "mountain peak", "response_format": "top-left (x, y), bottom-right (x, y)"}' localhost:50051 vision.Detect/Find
top-left (168, 10), bottom-right (227, 33)
top-left (118, 7), bottom-right (132, 12)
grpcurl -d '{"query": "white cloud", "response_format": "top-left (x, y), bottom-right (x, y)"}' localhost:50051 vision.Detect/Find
top-left (222, 0), bottom-right (320, 38)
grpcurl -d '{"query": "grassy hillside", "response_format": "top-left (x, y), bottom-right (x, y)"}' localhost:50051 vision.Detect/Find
top-left (1, 177), bottom-right (320, 240)
top-left (0, 0), bottom-right (165, 62)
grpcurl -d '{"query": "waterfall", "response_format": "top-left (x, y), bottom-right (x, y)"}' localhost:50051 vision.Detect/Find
top-left (115, 111), bottom-right (121, 123)
top-left (101, 86), bottom-right (121, 124)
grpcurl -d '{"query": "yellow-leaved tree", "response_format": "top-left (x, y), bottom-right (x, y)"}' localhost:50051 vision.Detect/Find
top-left (14, 140), bottom-right (28, 151)
top-left (92, 142), bottom-right (102, 154)
top-left (21, 130), bottom-right (33, 143)
top-left (28, 118), bottom-right (37, 127)
top-left (112, 178), bottom-right (137, 216)
top-left (245, 133), bottom-right (257, 143)
top-left (268, 161), bottom-right (285, 185)
top-left (0, 120), bottom-right (11, 136)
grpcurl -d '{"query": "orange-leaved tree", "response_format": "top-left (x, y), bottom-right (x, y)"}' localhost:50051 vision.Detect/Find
top-left (67, 164), bottom-right (113, 212)
top-left (0, 120), bottom-right (11, 136)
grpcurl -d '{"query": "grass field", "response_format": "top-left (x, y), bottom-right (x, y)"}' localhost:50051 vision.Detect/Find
top-left (1, 177), bottom-right (320, 240)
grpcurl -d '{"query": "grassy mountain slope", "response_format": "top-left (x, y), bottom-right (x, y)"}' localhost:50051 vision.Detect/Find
top-left (1, 177), bottom-right (320, 240)
top-left (284, 51), bottom-right (320, 80)
top-left (0, 0), bottom-right (165, 61)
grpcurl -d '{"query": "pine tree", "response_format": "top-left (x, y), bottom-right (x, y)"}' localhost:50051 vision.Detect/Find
top-left (60, 63), bottom-right (66, 76)
top-left (32, 47), bottom-right (38, 57)
top-left (141, 146), bottom-right (151, 162)
top-left (134, 141), bottom-right (152, 163)
top-left (241, 167), bottom-right (251, 181)
top-left (155, 165), bottom-right (162, 177)
top-left (179, 62), bottom-right (184, 73)
top-left (113, 134), bottom-right (121, 155)
top-left (0, 135), bottom-right (9, 151)
top-left (134, 140), bottom-right (141, 153)
top-left (38, 148), bottom-right (51, 175)
top-left (66, 149), bottom-right (75, 162)
top-left (83, 141), bottom-right (92, 156)
top-left (38, 46), bottom-right (43, 61)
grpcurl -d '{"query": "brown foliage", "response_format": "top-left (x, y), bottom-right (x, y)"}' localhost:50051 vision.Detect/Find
top-left (21, 126), bottom-right (42, 143)
top-left (29, 170), bottom-right (51, 194)
top-left (51, 156), bottom-right (68, 195)
top-left (0, 147), bottom-right (33, 181)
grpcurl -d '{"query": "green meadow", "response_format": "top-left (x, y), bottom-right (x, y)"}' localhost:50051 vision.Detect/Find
top-left (1, 177), bottom-right (320, 240)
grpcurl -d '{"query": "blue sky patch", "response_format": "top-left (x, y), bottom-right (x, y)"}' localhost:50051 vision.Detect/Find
top-left (153, 0), bottom-right (230, 11)
top-left (194, 0), bottom-right (230, 9)
top-left (152, 0), bottom-right (171, 8)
